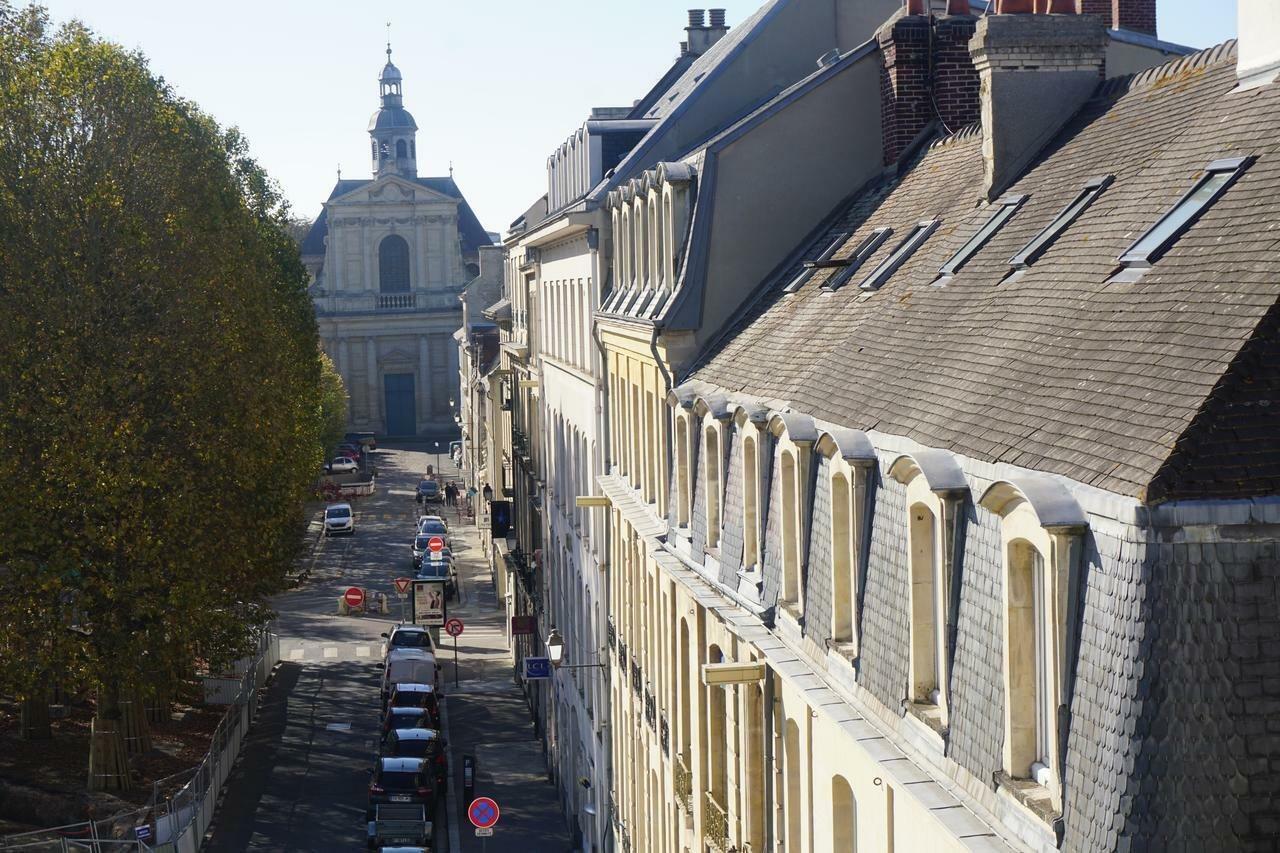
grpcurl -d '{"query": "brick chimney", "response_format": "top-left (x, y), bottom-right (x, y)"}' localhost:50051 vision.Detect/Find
top-left (1237, 0), bottom-right (1280, 89)
top-left (879, 2), bottom-right (981, 165)
top-left (1078, 0), bottom-right (1156, 36)
top-left (686, 9), bottom-right (729, 57)
top-left (970, 11), bottom-right (1107, 199)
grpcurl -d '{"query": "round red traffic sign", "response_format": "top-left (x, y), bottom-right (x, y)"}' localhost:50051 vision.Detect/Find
top-left (444, 618), bottom-right (464, 637)
top-left (468, 796), bottom-right (500, 829)
top-left (428, 536), bottom-right (445, 554)
top-left (343, 587), bottom-right (364, 608)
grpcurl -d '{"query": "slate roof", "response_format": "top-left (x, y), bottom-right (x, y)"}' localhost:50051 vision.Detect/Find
top-left (688, 41), bottom-right (1280, 503)
top-left (300, 177), bottom-right (491, 258)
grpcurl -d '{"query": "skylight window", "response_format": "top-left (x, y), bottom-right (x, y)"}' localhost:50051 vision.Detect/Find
top-left (1009, 176), bottom-right (1113, 270)
top-left (859, 221), bottom-right (939, 291)
top-left (937, 194), bottom-right (1026, 279)
top-left (1118, 157), bottom-right (1253, 269)
top-left (782, 227), bottom-right (854, 293)
top-left (825, 228), bottom-right (893, 291)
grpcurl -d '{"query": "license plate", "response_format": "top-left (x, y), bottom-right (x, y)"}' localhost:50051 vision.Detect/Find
top-left (389, 795), bottom-right (411, 802)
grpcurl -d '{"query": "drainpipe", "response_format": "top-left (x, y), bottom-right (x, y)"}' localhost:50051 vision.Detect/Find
top-left (763, 667), bottom-right (775, 853)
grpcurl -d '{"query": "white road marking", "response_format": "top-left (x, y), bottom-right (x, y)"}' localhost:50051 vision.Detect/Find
top-left (288, 648), bottom-right (305, 661)
top-left (355, 646), bottom-right (371, 658)
top-left (324, 722), bottom-right (351, 732)
top-left (323, 647), bottom-right (338, 659)
top-left (388, 489), bottom-right (417, 496)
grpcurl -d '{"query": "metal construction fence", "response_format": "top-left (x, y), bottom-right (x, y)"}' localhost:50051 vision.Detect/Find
top-left (1, 632), bottom-right (280, 853)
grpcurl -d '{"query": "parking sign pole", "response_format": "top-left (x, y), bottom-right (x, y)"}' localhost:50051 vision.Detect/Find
top-left (454, 634), bottom-right (460, 687)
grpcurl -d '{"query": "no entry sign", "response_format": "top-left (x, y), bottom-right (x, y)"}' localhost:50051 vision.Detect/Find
top-left (428, 535), bottom-right (445, 554)
top-left (343, 587), bottom-right (364, 609)
top-left (445, 618), bottom-right (464, 637)
top-left (468, 796), bottom-right (500, 829)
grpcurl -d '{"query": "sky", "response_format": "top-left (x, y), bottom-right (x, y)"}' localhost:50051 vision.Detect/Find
top-left (31, 0), bottom-right (1238, 235)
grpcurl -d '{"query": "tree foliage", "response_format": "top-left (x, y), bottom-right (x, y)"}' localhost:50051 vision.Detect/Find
top-left (0, 4), bottom-right (326, 787)
top-left (318, 351), bottom-right (349, 454)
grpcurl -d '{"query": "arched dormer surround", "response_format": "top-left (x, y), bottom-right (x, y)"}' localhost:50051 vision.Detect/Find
top-left (888, 450), bottom-right (970, 733)
top-left (814, 428), bottom-right (877, 658)
top-left (768, 412), bottom-right (818, 619)
top-left (733, 404), bottom-right (771, 572)
top-left (978, 474), bottom-right (1086, 815)
top-left (666, 390), bottom-right (700, 531)
top-left (693, 395), bottom-right (732, 553)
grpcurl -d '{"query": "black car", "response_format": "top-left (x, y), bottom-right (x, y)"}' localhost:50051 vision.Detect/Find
top-left (367, 757), bottom-right (434, 817)
top-left (415, 480), bottom-right (441, 504)
top-left (382, 706), bottom-right (435, 736)
top-left (415, 554), bottom-right (456, 597)
top-left (384, 683), bottom-right (440, 724)
top-left (380, 728), bottom-right (447, 791)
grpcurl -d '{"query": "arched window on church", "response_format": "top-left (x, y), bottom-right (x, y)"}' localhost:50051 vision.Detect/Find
top-left (396, 139), bottom-right (408, 159)
top-left (379, 235), bottom-right (411, 293)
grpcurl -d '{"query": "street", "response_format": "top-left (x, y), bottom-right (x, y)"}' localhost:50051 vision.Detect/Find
top-left (203, 444), bottom-right (572, 852)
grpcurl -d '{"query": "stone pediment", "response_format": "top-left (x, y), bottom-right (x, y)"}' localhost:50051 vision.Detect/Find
top-left (379, 346), bottom-right (417, 365)
top-left (330, 175), bottom-right (459, 208)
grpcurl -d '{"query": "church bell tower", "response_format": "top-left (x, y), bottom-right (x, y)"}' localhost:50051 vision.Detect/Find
top-left (368, 40), bottom-right (418, 178)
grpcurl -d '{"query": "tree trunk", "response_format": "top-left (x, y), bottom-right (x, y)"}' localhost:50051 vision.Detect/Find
top-left (19, 691), bottom-right (51, 740)
top-left (88, 685), bottom-right (132, 792)
top-left (144, 675), bottom-right (171, 725)
top-left (120, 687), bottom-right (152, 755)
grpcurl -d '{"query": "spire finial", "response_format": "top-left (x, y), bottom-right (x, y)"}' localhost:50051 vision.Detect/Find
top-left (337, 163), bottom-right (342, 181)
top-left (449, 160), bottom-right (454, 178)
top-left (385, 21), bottom-right (392, 61)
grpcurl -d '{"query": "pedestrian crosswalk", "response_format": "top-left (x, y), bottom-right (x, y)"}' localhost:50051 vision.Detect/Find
top-left (281, 641), bottom-right (384, 663)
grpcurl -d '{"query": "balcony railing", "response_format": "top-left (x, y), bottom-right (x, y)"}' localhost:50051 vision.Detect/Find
top-left (378, 292), bottom-right (416, 310)
top-left (618, 640), bottom-right (628, 670)
top-left (703, 792), bottom-right (730, 852)
top-left (659, 713), bottom-right (670, 756)
top-left (631, 662), bottom-right (642, 698)
top-left (644, 689), bottom-right (656, 730)
top-left (313, 288), bottom-right (463, 316)
top-left (674, 754), bottom-right (693, 812)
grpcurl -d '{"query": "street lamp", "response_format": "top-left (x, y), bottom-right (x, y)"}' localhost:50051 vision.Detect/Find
top-left (432, 440), bottom-right (441, 475)
top-left (545, 626), bottom-right (605, 671)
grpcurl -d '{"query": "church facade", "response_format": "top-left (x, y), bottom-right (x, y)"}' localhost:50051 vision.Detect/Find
top-left (302, 47), bottom-right (489, 438)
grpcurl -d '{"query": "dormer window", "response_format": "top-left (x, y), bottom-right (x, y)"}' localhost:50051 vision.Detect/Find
top-left (860, 220), bottom-right (939, 291)
top-left (936, 194), bottom-right (1026, 283)
top-left (1118, 157), bottom-right (1253, 270)
top-left (1009, 176), bottom-right (1113, 270)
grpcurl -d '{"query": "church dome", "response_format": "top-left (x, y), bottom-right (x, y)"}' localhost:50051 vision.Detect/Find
top-left (368, 106), bottom-right (419, 132)
top-left (380, 60), bottom-right (403, 84)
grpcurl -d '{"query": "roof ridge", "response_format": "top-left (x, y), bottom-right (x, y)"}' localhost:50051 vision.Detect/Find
top-left (930, 122), bottom-right (981, 150)
top-left (1100, 39), bottom-right (1238, 99)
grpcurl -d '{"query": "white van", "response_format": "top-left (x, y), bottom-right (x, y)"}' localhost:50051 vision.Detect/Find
top-left (381, 648), bottom-right (438, 702)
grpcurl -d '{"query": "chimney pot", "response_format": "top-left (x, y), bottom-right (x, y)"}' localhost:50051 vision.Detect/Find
top-left (994, 0), bottom-right (1035, 11)
top-left (688, 9), bottom-right (706, 27)
top-left (906, 0), bottom-right (928, 13)
top-left (946, 0), bottom-right (972, 13)
top-left (708, 8), bottom-right (726, 27)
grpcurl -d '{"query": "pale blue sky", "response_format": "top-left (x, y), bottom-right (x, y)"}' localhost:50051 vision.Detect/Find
top-left (33, 1), bottom-right (1236, 233)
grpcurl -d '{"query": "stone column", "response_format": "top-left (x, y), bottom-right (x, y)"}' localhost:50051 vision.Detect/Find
top-left (415, 216), bottom-right (429, 291)
top-left (418, 334), bottom-right (431, 429)
top-left (330, 216), bottom-right (343, 291)
top-left (365, 336), bottom-right (380, 430)
top-left (362, 219), bottom-right (374, 293)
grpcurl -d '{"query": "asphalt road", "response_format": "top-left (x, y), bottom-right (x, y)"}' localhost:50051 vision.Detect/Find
top-left (205, 444), bottom-right (460, 852)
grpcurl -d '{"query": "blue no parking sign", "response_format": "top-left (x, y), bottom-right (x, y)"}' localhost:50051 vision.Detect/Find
top-left (468, 796), bottom-right (500, 829)
top-left (523, 656), bottom-right (551, 680)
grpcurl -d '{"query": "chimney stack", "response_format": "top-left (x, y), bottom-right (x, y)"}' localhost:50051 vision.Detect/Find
top-left (1078, 0), bottom-right (1156, 36)
top-left (1237, 0), bottom-right (1280, 89)
top-left (970, 12), bottom-right (1107, 199)
top-left (685, 8), bottom-right (729, 57)
top-left (879, 5), bottom-right (981, 166)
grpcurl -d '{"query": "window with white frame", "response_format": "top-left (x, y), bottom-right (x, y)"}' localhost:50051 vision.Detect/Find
top-left (779, 449), bottom-right (802, 608)
top-left (830, 469), bottom-right (857, 650)
top-left (704, 424), bottom-right (722, 549)
top-left (742, 431), bottom-right (761, 569)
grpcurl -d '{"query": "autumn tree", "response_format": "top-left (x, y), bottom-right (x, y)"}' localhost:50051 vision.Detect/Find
top-left (0, 5), bottom-right (326, 789)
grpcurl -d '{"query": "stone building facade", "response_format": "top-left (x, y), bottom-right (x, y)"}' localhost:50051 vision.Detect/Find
top-left (593, 3), bottom-right (1274, 853)
top-left (302, 46), bottom-right (490, 438)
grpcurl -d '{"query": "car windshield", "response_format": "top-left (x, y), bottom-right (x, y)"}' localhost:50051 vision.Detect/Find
top-left (419, 521), bottom-right (446, 535)
top-left (420, 482), bottom-right (438, 492)
top-left (327, 507), bottom-right (351, 519)
top-left (418, 564), bottom-right (447, 579)
top-left (390, 713), bottom-right (429, 729)
top-left (413, 536), bottom-right (432, 550)
top-left (378, 770), bottom-right (420, 790)
top-left (390, 738), bottom-right (432, 758)
top-left (391, 631), bottom-right (429, 648)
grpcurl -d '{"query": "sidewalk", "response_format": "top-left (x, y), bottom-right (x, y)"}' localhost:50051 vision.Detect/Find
top-left (442, 511), bottom-right (573, 853)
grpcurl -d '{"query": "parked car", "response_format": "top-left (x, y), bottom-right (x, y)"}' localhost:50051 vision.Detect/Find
top-left (415, 516), bottom-right (450, 546)
top-left (411, 535), bottom-right (433, 569)
top-left (414, 553), bottom-right (456, 598)
top-left (380, 728), bottom-right (447, 790)
top-left (346, 431), bottom-right (377, 450)
top-left (383, 683), bottom-right (440, 725)
top-left (367, 757), bottom-right (435, 816)
top-left (382, 648), bottom-right (438, 702)
top-left (415, 480), bottom-right (441, 504)
top-left (382, 625), bottom-right (437, 658)
top-left (365, 803), bottom-right (431, 851)
top-left (327, 457), bottom-right (359, 474)
top-left (382, 708), bottom-right (436, 735)
top-left (323, 503), bottom-right (354, 536)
